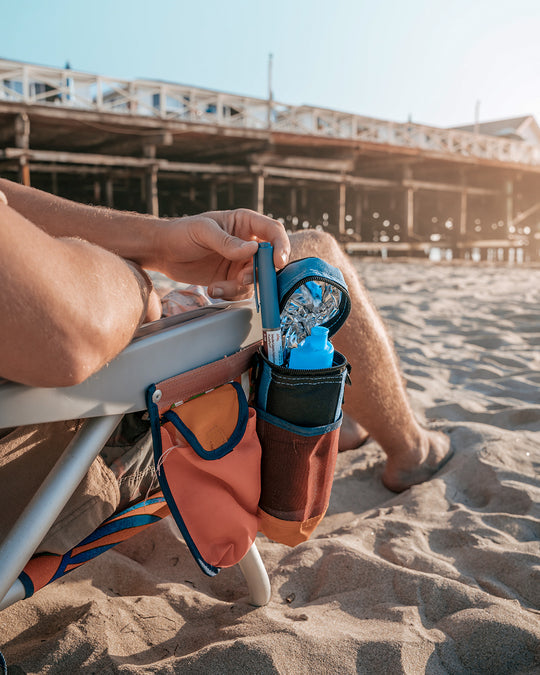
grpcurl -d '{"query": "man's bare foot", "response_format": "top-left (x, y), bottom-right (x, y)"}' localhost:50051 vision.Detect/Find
top-left (339, 413), bottom-right (370, 452)
top-left (381, 429), bottom-right (453, 493)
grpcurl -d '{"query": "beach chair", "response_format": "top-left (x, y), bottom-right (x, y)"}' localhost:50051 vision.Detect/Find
top-left (0, 303), bottom-right (271, 613)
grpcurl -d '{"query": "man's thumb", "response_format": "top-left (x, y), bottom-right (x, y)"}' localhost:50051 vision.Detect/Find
top-left (221, 235), bottom-right (258, 261)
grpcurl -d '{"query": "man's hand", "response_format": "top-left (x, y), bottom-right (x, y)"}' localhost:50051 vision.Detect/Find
top-left (0, 181), bottom-right (290, 302)
top-left (148, 209), bottom-right (290, 300)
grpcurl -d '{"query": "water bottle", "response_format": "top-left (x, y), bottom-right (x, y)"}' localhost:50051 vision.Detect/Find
top-left (289, 326), bottom-right (334, 370)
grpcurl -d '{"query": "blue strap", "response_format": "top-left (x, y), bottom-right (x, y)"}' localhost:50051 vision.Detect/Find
top-left (146, 381), bottom-right (229, 577)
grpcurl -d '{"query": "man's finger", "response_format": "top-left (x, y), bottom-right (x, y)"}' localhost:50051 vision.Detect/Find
top-left (208, 279), bottom-right (252, 300)
top-left (234, 209), bottom-right (290, 267)
top-left (194, 219), bottom-right (259, 261)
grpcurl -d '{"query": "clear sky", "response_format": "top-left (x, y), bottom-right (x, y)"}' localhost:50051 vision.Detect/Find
top-left (1, 0), bottom-right (539, 128)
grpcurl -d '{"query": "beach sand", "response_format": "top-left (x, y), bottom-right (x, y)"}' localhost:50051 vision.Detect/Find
top-left (1, 259), bottom-right (539, 674)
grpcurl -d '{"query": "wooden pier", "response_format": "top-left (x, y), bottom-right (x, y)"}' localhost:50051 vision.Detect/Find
top-left (1, 58), bottom-right (539, 261)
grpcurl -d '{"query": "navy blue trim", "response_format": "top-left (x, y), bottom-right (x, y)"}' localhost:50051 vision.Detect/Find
top-left (162, 381), bottom-right (249, 461)
top-left (256, 356), bottom-right (272, 411)
top-left (146, 382), bottom-right (220, 577)
top-left (0, 648), bottom-right (6, 675)
top-left (50, 551), bottom-right (71, 582)
top-left (78, 513), bottom-right (162, 547)
top-left (256, 407), bottom-right (342, 436)
top-left (17, 570), bottom-right (35, 598)
top-left (67, 543), bottom-right (117, 566)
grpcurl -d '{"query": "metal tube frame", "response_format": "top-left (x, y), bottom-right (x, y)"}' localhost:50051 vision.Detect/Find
top-left (0, 414), bottom-right (122, 605)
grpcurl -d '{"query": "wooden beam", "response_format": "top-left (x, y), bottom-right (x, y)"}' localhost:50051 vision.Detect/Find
top-left (98, 131), bottom-right (174, 155)
top-left (209, 180), bottom-right (218, 210)
top-left (14, 113), bottom-right (30, 186)
top-left (290, 187), bottom-right (297, 215)
top-left (256, 164), bottom-right (395, 187)
top-left (455, 238), bottom-right (528, 249)
top-left (403, 179), bottom-right (497, 196)
top-left (249, 152), bottom-right (354, 172)
top-left (1, 147), bottom-right (246, 174)
top-left (146, 165), bottom-right (159, 216)
top-left (338, 182), bottom-right (346, 234)
top-left (406, 188), bottom-right (414, 239)
top-left (192, 140), bottom-right (268, 160)
top-left (105, 177), bottom-right (114, 208)
top-left (14, 113), bottom-right (30, 149)
top-left (28, 163), bottom-right (141, 178)
top-left (19, 159), bottom-right (30, 186)
top-left (0, 147), bottom-right (511, 200)
top-left (254, 173), bottom-right (264, 213)
top-left (513, 201), bottom-right (540, 226)
top-left (356, 156), bottom-right (422, 172)
top-left (459, 190), bottom-right (467, 237)
top-left (506, 180), bottom-right (514, 231)
top-left (345, 241), bottom-right (427, 253)
top-left (354, 191), bottom-right (363, 239)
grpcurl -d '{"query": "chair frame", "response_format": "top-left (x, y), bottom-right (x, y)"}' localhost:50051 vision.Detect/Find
top-left (0, 304), bottom-right (271, 611)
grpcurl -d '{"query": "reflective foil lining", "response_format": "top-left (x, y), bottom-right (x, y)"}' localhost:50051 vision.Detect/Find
top-left (280, 280), bottom-right (341, 362)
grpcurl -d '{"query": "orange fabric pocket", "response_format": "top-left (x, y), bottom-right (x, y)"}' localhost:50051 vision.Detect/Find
top-left (147, 382), bottom-right (261, 576)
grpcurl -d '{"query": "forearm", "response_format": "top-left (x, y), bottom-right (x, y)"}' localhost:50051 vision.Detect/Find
top-left (0, 178), bottom-right (159, 267)
top-left (0, 201), bottom-right (152, 387)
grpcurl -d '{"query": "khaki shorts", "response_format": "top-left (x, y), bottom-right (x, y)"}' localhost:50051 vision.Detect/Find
top-left (0, 286), bottom-right (217, 555)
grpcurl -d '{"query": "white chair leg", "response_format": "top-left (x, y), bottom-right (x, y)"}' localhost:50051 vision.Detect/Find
top-left (238, 542), bottom-right (271, 607)
top-left (0, 579), bottom-right (25, 612)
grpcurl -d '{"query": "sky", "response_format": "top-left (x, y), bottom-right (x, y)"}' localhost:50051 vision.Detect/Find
top-left (1, 0), bottom-right (540, 128)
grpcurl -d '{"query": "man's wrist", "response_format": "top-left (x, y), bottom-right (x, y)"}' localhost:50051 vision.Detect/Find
top-left (124, 259), bottom-right (153, 314)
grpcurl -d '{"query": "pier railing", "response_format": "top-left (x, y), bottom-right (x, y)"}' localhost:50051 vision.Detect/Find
top-left (1, 58), bottom-right (540, 167)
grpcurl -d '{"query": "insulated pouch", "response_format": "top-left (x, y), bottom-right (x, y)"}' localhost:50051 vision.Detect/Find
top-left (146, 348), bottom-right (262, 577)
top-left (254, 347), bottom-right (349, 546)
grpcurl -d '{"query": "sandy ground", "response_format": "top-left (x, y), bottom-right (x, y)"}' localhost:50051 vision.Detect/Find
top-left (1, 259), bottom-right (539, 674)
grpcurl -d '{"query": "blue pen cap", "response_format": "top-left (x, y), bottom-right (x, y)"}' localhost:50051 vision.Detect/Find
top-left (256, 242), bottom-right (281, 329)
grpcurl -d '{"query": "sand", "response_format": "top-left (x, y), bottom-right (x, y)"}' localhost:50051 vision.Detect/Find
top-left (1, 259), bottom-right (539, 674)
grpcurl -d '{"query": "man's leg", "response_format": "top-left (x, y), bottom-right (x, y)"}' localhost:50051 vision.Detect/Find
top-left (289, 231), bottom-right (452, 492)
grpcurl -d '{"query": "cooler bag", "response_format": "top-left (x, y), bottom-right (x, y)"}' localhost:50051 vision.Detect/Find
top-left (254, 257), bottom-right (351, 546)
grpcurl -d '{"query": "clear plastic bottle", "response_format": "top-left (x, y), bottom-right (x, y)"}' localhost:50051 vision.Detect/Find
top-left (289, 326), bottom-right (334, 369)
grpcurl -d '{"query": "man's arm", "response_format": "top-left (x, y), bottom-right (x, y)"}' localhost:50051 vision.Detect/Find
top-left (0, 199), bottom-right (155, 388)
top-left (0, 178), bottom-right (157, 265)
top-left (0, 180), bottom-right (289, 387)
top-left (0, 179), bottom-right (290, 300)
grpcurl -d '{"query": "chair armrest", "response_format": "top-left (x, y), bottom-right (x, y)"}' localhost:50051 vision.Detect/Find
top-left (0, 303), bottom-right (261, 428)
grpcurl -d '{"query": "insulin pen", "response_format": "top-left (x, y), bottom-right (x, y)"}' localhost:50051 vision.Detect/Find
top-left (255, 242), bottom-right (284, 365)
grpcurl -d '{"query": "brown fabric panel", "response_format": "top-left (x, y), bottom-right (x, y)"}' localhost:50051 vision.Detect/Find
top-left (257, 419), bottom-right (339, 523)
top-left (156, 342), bottom-right (261, 412)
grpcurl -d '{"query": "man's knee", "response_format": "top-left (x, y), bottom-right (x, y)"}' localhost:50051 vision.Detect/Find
top-left (289, 229), bottom-right (342, 263)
